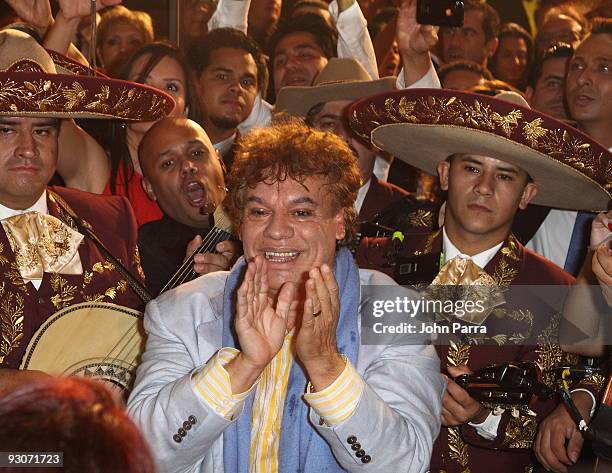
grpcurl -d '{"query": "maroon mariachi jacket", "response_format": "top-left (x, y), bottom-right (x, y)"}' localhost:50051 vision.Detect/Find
top-left (0, 186), bottom-right (145, 369)
top-left (358, 176), bottom-right (409, 222)
top-left (357, 230), bottom-right (605, 473)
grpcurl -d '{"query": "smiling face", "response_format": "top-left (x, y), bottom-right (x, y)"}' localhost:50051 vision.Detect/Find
top-left (239, 176), bottom-right (346, 294)
top-left (273, 31), bottom-right (328, 94)
top-left (566, 33), bottom-right (612, 131)
top-left (438, 154), bottom-right (537, 252)
top-left (140, 118), bottom-right (226, 228)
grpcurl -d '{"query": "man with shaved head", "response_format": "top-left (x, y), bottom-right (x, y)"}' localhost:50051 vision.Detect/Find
top-left (138, 117), bottom-right (237, 295)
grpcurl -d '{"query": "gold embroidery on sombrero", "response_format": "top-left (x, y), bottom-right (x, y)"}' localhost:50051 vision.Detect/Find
top-left (46, 50), bottom-right (92, 75)
top-left (522, 121), bottom-right (610, 187)
top-left (353, 94), bottom-right (610, 191)
top-left (0, 78), bottom-right (168, 117)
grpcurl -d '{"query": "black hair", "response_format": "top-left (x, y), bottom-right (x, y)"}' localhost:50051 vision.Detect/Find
top-left (108, 41), bottom-right (202, 196)
top-left (438, 59), bottom-right (494, 83)
top-left (267, 13), bottom-right (338, 61)
top-left (527, 42), bottom-right (573, 88)
top-left (188, 27), bottom-right (268, 94)
top-left (464, 0), bottom-right (501, 41)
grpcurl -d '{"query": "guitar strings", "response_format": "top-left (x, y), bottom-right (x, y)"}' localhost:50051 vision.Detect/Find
top-left (95, 211), bottom-right (233, 383)
top-left (160, 210), bottom-right (232, 293)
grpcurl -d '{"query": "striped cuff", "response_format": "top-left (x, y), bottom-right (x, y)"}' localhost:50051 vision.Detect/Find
top-left (192, 347), bottom-right (256, 420)
top-left (304, 357), bottom-right (365, 426)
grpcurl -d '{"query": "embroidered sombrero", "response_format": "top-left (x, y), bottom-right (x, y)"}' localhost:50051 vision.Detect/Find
top-left (0, 29), bottom-right (174, 120)
top-left (349, 88), bottom-right (611, 211)
top-left (275, 58), bottom-right (395, 117)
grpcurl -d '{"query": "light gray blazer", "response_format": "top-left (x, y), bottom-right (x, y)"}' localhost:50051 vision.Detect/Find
top-left (127, 269), bottom-right (445, 473)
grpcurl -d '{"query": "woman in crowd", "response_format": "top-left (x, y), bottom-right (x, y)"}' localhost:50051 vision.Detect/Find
top-left (58, 41), bottom-right (203, 226)
top-left (96, 5), bottom-right (154, 76)
top-left (490, 22), bottom-right (534, 90)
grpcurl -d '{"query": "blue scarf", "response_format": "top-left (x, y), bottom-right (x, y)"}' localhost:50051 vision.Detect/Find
top-left (222, 247), bottom-right (360, 472)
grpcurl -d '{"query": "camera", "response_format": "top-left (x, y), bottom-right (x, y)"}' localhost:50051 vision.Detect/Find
top-left (417, 0), bottom-right (464, 27)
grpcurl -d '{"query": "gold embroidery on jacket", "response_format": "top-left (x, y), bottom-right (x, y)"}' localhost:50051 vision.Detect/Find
top-left (0, 287), bottom-right (24, 364)
top-left (501, 236), bottom-right (521, 261)
top-left (49, 274), bottom-right (77, 310)
top-left (492, 259), bottom-right (518, 286)
top-left (536, 313), bottom-right (564, 388)
top-left (447, 340), bottom-right (470, 367)
top-left (448, 426), bottom-right (470, 467)
top-left (503, 415), bottom-right (538, 449)
top-left (133, 247), bottom-right (145, 281)
top-left (0, 243), bottom-right (8, 266)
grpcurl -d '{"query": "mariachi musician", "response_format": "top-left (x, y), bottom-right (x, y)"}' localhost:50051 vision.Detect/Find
top-left (351, 88), bottom-right (611, 472)
top-left (0, 29), bottom-right (173, 390)
top-left (137, 117), bottom-right (238, 296)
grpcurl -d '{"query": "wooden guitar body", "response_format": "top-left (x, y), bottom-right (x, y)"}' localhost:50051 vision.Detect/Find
top-left (19, 302), bottom-right (144, 392)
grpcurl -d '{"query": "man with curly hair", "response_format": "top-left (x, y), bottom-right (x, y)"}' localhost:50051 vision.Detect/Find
top-left (128, 121), bottom-right (445, 473)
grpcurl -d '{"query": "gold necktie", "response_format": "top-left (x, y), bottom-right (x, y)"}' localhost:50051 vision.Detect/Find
top-left (427, 256), bottom-right (504, 325)
top-left (1, 212), bottom-right (84, 281)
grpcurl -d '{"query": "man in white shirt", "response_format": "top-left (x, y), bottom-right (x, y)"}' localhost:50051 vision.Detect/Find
top-left (526, 19), bottom-right (612, 275)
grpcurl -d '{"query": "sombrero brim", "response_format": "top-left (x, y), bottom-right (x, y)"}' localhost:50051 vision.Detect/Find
top-left (275, 77), bottom-right (396, 117)
top-left (349, 88), bottom-right (611, 212)
top-left (0, 70), bottom-right (173, 121)
top-left (372, 124), bottom-right (610, 210)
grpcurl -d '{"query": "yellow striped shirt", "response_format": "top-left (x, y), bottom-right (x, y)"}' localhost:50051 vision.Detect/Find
top-left (192, 340), bottom-right (365, 472)
top-left (192, 347), bottom-right (255, 419)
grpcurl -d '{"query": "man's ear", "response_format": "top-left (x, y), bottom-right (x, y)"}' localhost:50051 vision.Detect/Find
top-left (437, 160), bottom-right (451, 192)
top-left (485, 37), bottom-right (499, 59)
top-left (519, 182), bottom-right (538, 209)
top-left (525, 86), bottom-right (534, 104)
top-left (141, 177), bottom-right (157, 202)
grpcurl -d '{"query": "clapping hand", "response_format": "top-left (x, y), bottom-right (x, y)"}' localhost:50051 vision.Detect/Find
top-left (295, 265), bottom-right (345, 391)
top-left (226, 256), bottom-right (297, 393)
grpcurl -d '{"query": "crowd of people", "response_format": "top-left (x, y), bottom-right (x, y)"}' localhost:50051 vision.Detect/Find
top-left (0, 0), bottom-right (610, 472)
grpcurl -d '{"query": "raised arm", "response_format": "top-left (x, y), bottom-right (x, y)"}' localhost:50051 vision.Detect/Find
top-left (57, 120), bottom-right (110, 194)
top-left (395, 0), bottom-right (440, 88)
top-left (330, 0), bottom-right (379, 80)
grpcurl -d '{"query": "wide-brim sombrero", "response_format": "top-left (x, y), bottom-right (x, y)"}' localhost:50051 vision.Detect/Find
top-left (349, 88), bottom-right (611, 211)
top-left (275, 58), bottom-right (396, 117)
top-left (0, 29), bottom-right (174, 121)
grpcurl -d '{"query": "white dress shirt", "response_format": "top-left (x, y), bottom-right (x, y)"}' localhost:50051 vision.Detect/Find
top-left (213, 132), bottom-right (237, 158)
top-left (442, 227), bottom-right (504, 440)
top-left (526, 146), bottom-right (612, 269)
top-left (354, 178), bottom-right (371, 215)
